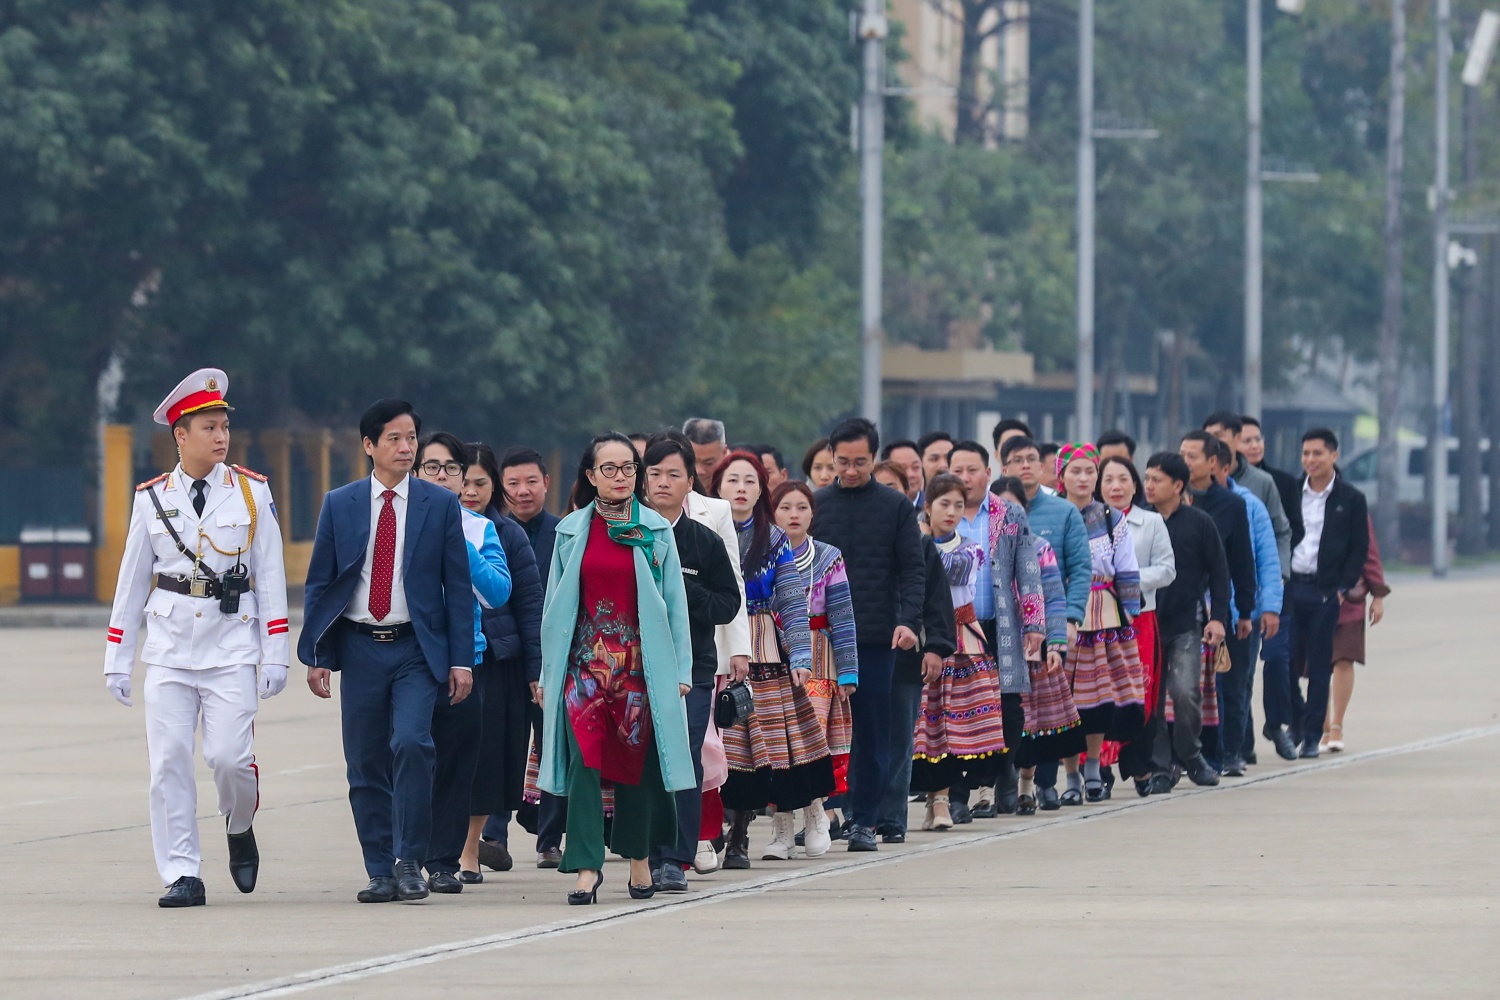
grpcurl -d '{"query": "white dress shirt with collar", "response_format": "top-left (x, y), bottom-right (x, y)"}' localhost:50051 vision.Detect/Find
top-left (344, 474), bottom-right (411, 625)
top-left (683, 491), bottom-right (751, 672)
top-left (1291, 474), bottom-right (1335, 575)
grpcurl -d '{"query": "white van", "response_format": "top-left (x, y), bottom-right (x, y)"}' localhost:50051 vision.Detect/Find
top-left (1343, 438), bottom-right (1487, 512)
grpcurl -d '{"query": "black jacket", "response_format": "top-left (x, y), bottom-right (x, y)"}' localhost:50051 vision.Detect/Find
top-left (672, 514), bottom-right (743, 683)
top-left (1153, 502), bottom-right (1231, 637)
top-left (514, 509), bottom-right (560, 599)
top-left (1188, 481), bottom-right (1257, 621)
top-left (482, 509), bottom-right (544, 682)
top-left (894, 536), bottom-right (958, 685)
top-left (1257, 461), bottom-right (1304, 541)
top-left (1290, 474), bottom-right (1369, 595)
top-left (810, 478), bottom-right (926, 641)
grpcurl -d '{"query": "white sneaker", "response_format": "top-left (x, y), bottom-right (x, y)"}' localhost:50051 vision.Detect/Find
top-left (802, 799), bottom-right (832, 858)
top-left (762, 810), bottom-right (795, 860)
top-left (693, 839), bottom-right (720, 874)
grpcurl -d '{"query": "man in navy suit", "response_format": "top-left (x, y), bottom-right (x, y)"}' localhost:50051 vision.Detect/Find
top-left (300, 399), bottom-right (475, 903)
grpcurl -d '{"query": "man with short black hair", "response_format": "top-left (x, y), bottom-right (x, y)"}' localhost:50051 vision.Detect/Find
top-left (1141, 452), bottom-right (1230, 790)
top-left (1204, 411), bottom-right (1290, 577)
top-left (1282, 428), bottom-right (1368, 758)
top-left (1180, 431), bottom-right (1257, 642)
top-left (917, 431), bottom-right (954, 484)
top-left (1096, 429), bottom-right (1137, 461)
top-left (880, 439), bottom-right (925, 504)
top-left (301, 399), bottom-right (475, 904)
top-left (810, 418), bottom-right (925, 852)
top-left (991, 418), bottom-right (1033, 453)
top-left (486, 446), bottom-right (566, 869)
top-left (642, 433), bottom-right (743, 890)
top-left (683, 417), bottom-right (729, 488)
top-left (755, 444), bottom-right (790, 491)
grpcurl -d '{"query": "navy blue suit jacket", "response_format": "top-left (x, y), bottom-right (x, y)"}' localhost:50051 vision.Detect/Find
top-left (298, 476), bottom-right (475, 684)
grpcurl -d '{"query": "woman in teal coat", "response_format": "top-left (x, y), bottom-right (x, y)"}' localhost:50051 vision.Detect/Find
top-left (537, 433), bottom-right (694, 904)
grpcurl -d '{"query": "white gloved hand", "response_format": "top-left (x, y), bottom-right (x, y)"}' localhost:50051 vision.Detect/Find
top-left (105, 672), bottom-right (132, 707)
top-left (258, 664), bottom-right (288, 700)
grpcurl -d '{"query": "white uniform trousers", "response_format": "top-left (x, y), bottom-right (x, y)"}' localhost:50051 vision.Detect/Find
top-left (143, 663), bottom-right (260, 885)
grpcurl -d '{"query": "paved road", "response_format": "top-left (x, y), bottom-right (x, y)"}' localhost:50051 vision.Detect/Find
top-left (2, 573), bottom-right (1497, 999)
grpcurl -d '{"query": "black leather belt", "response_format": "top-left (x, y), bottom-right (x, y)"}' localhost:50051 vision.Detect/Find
top-left (349, 620), bottom-right (415, 642)
top-left (1289, 572), bottom-right (1318, 584)
top-left (155, 573), bottom-right (222, 599)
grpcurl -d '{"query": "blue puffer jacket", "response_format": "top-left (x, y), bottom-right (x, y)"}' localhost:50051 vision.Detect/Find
top-left (1228, 480), bottom-right (1284, 618)
top-left (481, 508), bottom-right (544, 682)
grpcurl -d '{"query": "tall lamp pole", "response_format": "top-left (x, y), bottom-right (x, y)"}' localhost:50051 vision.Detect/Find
top-left (858, 1), bottom-right (888, 427)
top-left (1431, 0), bottom-right (1451, 577)
top-left (1075, 0), bottom-right (1095, 441)
top-left (1244, 0), bottom-right (1263, 420)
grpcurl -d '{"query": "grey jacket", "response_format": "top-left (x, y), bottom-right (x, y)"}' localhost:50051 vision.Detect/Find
top-left (1233, 454), bottom-right (1290, 578)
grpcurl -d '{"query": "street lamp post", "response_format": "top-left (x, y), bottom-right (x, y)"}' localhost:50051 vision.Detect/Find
top-left (1431, 0), bottom-right (1451, 577)
top-left (858, 1), bottom-right (887, 427)
top-left (1075, 0), bottom-right (1095, 442)
top-left (1244, 0), bottom-right (1263, 421)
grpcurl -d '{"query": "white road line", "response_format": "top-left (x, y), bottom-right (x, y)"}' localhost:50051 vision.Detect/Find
top-left (179, 721), bottom-right (1500, 1000)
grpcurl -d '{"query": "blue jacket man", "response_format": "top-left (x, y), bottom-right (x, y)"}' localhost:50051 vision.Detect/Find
top-left (299, 399), bottom-right (474, 904)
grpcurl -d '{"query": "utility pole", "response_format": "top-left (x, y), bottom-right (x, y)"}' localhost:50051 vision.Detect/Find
top-left (1431, 0), bottom-right (1451, 577)
top-left (858, 1), bottom-right (888, 427)
top-left (1244, 0), bottom-right (1263, 420)
top-left (1075, 0), bottom-right (1095, 441)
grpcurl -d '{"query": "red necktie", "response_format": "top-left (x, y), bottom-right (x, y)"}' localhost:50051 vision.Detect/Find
top-left (369, 489), bottom-right (397, 622)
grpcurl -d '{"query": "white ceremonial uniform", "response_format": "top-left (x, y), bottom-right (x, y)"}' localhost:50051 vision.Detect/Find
top-left (105, 462), bottom-right (289, 885)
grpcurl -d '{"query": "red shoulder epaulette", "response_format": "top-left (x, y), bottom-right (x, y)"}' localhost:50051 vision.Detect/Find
top-left (135, 472), bottom-right (169, 492)
top-left (231, 464), bottom-right (268, 483)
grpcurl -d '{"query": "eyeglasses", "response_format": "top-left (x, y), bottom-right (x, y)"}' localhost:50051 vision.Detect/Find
top-left (593, 462), bottom-right (639, 480)
top-left (420, 460), bottom-right (464, 477)
top-left (833, 456), bottom-right (871, 469)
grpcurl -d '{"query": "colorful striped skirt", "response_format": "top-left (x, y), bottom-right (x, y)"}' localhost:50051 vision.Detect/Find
top-left (912, 606), bottom-right (1006, 761)
top-left (1070, 622), bottom-right (1147, 742)
top-left (1018, 652), bottom-right (1086, 767)
top-left (805, 628), bottom-right (853, 794)
top-left (721, 614), bottom-right (835, 812)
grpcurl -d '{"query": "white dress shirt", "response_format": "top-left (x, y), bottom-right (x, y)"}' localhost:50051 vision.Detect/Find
top-left (683, 491), bottom-right (752, 671)
top-left (1291, 474), bottom-right (1335, 575)
top-left (344, 474), bottom-right (411, 624)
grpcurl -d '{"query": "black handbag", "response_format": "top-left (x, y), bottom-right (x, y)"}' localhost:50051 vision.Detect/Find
top-left (715, 681), bottom-right (755, 729)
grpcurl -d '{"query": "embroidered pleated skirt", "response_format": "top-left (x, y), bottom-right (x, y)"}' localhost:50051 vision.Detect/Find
top-left (803, 621), bottom-right (853, 794)
top-left (910, 605), bottom-right (1006, 792)
top-left (1069, 579), bottom-right (1147, 741)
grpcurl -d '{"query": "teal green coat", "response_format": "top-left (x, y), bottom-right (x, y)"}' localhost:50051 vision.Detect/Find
top-left (538, 502), bottom-right (696, 794)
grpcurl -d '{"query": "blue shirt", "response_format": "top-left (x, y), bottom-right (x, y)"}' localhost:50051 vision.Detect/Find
top-left (958, 501), bottom-right (994, 620)
top-left (1228, 480), bottom-right (1284, 618)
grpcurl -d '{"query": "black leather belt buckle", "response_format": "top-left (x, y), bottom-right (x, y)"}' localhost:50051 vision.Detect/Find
top-left (369, 627), bottom-right (399, 643)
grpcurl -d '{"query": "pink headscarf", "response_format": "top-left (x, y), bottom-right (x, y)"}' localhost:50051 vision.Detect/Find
top-left (1055, 441), bottom-right (1099, 479)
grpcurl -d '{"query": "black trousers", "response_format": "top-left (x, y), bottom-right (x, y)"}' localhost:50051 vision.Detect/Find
top-left (484, 701), bottom-right (567, 851)
top-left (651, 678), bottom-right (714, 868)
top-left (426, 681), bottom-right (482, 874)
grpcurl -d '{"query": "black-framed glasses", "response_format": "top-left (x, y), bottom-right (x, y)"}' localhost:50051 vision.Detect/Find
top-left (420, 460), bottom-right (464, 477)
top-left (593, 462), bottom-right (639, 479)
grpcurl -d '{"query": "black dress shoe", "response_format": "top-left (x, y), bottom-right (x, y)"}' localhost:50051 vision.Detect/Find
top-left (1222, 756), bottom-right (1246, 777)
top-left (427, 871), bottom-right (463, 894)
top-left (1244, 749), bottom-right (1258, 766)
top-left (394, 860), bottom-right (429, 901)
top-left (1037, 786), bottom-right (1061, 811)
top-left (158, 876), bottom-right (206, 908)
top-left (969, 799), bottom-right (997, 819)
top-left (881, 831), bottom-right (905, 844)
top-left (1059, 787), bottom-right (1083, 807)
top-left (950, 802), bottom-right (973, 825)
top-left (478, 839), bottom-right (514, 872)
top-left (846, 825), bottom-right (878, 852)
top-left (1268, 730), bottom-right (1294, 759)
top-left (656, 864), bottom-right (689, 892)
top-left (1184, 756), bottom-right (1221, 786)
top-left (357, 876), bottom-right (398, 903)
top-left (226, 823), bottom-right (259, 894)
top-left (1134, 778), bottom-right (1152, 797)
top-left (1298, 742), bottom-right (1320, 759)
top-left (1147, 773), bottom-right (1174, 795)
top-left (996, 791), bottom-right (1019, 814)
top-left (458, 870), bottom-right (483, 885)
top-left (537, 847), bottom-right (562, 869)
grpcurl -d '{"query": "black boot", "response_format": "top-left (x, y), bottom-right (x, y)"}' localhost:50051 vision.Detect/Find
top-left (227, 822), bottom-right (259, 894)
top-left (724, 810), bottom-right (752, 870)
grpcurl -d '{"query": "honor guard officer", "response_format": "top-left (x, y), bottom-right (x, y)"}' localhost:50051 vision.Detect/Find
top-left (103, 368), bottom-right (291, 908)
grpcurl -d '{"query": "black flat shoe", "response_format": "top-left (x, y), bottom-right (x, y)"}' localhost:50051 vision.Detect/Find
top-left (357, 876), bottom-right (397, 903)
top-left (1134, 777), bottom-right (1152, 798)
top-left (1147, 773), bottom-right (1174, 795)
top-left (427, 871), bottom-right (463, 894)
top-left (1016, 794), bottom-right (1037, 816)
top-left (996, 791), bottom-right (1019, 815)
top-left (1038, 786), bottom-right (1061, 811)
top-left (226, 822), bottom-right (258, 894)
top-left (1060, 788), bottom-right (1083, 807)
top-left (568, 871), bottom-right (603, 905)
top-left (970, 799), bottom-right (997, 819)
top-left (394, 860), bottom-right (429, 901)
top-left (951, 802), bottom-right (973, 825)
top-left (881, 831), bottom-right (905, 844)
top-left (158, 876), bottom-right (206, 908)
top-left (458, 870), bottom-right (483, 885)
top-left (628, 882), bottom-right (657, 900)
top-left (478, 839), bottom-right (514, 872)
top-left (1084, 780), bottom-right (1105, 803)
